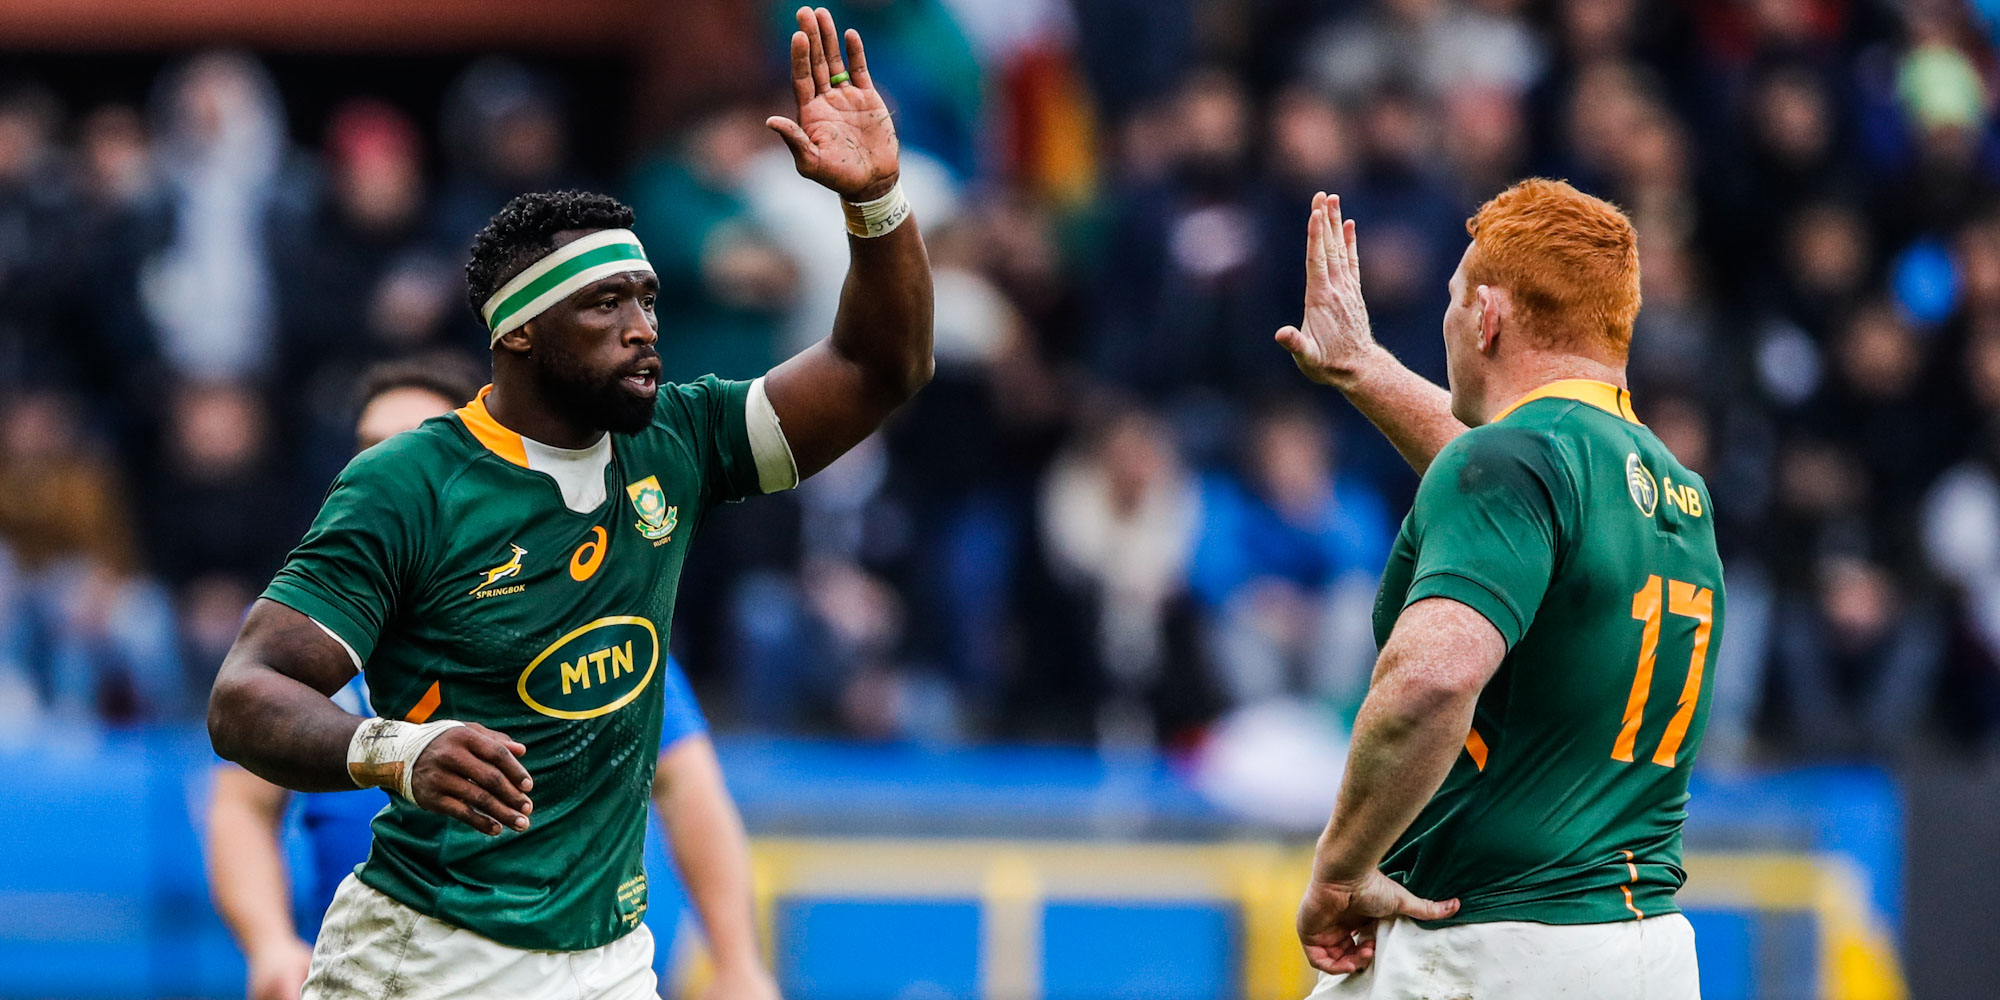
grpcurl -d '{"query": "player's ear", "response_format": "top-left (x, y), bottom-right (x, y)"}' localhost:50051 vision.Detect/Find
top-left (495, 323), bottom-right (534, 357)
top-left (1476, 285), bottom-right (1503, 354)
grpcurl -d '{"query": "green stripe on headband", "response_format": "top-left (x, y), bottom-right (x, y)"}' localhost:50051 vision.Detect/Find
top-left (481, 229), bottom-right (654, 341)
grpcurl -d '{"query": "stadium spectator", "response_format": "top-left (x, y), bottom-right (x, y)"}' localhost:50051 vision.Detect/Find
top-left (46, 104), bottom-right (174, 424)
top-left (888, 213), bottom-right (1063, 714)
top-left (2, 0), bottom-right (1999, 760)
top-left (1767, 555), bottom-right (1949, 757)
top-left (1189, 402), bottom-right (1391, 718)
top-left (433, 58), bottom-right (591, 247)
top-left (0, 391), bottom-right (181, 722)
top-left (1039, 404), bottom-right (1209, 746)
top-left (1923, 341), bottom-right (2000, 745)
top-left (1092, 70), bottom-right (1289, 398)
top-left (0, 83), bottom-right (66, 388)
top-left (277, 100), bottom-right (438, 381)
top-left (739, 94), bottom-right (958, 359)
top-left (144, 52), bottom-right (301, 383)
top-left (626, 102), bottom-right (799, 383)
top-left (146, 382), bottom-right (296, 589)
top-left (1301, 0), bottom-right (1546, 101)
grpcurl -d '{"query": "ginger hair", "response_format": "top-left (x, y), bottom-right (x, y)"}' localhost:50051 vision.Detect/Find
top-left (1463, 178), bottom-right (1641, 361)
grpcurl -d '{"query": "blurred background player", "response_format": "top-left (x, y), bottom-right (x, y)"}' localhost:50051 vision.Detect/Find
top-left (207, 7), bottom-right (929, 998)
top-left (1276, 183), bottom-right (1718, 998)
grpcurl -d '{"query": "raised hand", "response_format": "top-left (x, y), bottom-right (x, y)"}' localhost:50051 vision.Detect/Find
top-left (1296, 869), bottom-right (1457, 976)
top-left (408, 722), bottom-right (535, 836)
top-left (767, 7), bottom-right (900, 202)
top-left (1275, 193), bottom-right (1384, 388)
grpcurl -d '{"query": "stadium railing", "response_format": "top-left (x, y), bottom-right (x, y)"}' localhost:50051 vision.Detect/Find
top-left (0, 729), bottom-right (1905, 1000)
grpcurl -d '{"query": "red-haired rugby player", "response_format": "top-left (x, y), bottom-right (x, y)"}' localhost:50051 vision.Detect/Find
top-left (1276, 179), bottom-right (1718, 1000)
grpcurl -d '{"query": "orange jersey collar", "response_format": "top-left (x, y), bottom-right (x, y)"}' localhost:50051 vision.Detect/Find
top-left (1491, 378), bottom-right (1641, 425)
top-left (454, 385), bottom-right (529, 467)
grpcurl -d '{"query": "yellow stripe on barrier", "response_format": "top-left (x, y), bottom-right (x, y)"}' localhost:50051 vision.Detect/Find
top-left (663, 839), bottom-right (1904, 1000)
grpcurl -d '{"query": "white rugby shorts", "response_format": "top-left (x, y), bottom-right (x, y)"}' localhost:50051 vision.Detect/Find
top-left (302, 874), bottom-right (658, 1000)
top-left (1307, 912), bottom-right (1700, 1000)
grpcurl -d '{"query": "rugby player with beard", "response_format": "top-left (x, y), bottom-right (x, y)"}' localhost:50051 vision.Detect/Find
top-left (208, 9), bottom-right (930, 997)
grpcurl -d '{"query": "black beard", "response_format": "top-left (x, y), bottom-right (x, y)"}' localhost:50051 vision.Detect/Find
top-left (533, 340), bottom-right (657, 434)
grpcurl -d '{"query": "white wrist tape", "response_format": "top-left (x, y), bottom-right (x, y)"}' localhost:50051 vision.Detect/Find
top-left (842, 182), bottom-right (912, 239)
top-left (347, 718), bottom-right (465, 801)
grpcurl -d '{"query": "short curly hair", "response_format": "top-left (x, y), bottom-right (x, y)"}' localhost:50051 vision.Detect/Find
top-left (463, 190), bottom-right (636, 320)
top-left (1463, 178), bottom-right (1641, 361)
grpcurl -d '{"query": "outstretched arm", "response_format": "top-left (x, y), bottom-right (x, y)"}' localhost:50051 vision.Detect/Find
top-left (1275, 193), bottom-right (1464, 475)
top-left (762, 6), bottom-right (934, 479)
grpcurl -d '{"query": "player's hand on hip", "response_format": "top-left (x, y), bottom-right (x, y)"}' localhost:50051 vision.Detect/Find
top-left (246, 935), bottom-right (313, 1000)
top-left (1296, 869), bottom-right (1457, 976)
top-left (1275, 192), bottom-right (1385, 389)
top-left (408, 722), bottom-right (535, 836)
top-left (766, 7), bottom-right (901, 202)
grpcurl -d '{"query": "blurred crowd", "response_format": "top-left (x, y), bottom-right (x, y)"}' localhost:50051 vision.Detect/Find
top-left (3, 0), bottom-right (2000, 772)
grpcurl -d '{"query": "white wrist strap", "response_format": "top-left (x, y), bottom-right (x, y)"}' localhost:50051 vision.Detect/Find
top-left (842, 182), bottom-right (911, 239)
top-left (347, 718), bottom-right (464, 801)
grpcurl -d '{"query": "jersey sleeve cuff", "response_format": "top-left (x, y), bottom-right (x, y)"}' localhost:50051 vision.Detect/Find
top-left (262, 583), bottom-right (380, 664)
top-left (1405, 571), bottom-right (1528, 649)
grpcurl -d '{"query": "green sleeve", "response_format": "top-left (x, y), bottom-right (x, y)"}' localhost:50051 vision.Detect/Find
top-left (657, 374), bottom-right (760, 508)
top-left (1402, 427), bottom-right (1571, 649)
top-left (260, 446), bottom-right (432, 663)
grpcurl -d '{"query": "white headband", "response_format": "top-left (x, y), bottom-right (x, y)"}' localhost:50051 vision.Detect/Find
top-left (480, 229), bottom-right (655, 344)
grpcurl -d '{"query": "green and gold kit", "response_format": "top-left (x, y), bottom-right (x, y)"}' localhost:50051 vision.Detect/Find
top-left (1373, 379), bottom-right (1725, 926)
top-left (263, 377), bottom-right (762, 951)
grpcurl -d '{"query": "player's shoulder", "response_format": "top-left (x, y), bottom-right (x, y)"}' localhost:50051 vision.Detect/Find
top-left (641, 374), bottom-right (752, 448)
top-left (1436, 420), bottom-right (1567, 478)
top-left (1421, 420), bottom-right (1574, 511)
top-left (652, 374), bottom-right (748, 424)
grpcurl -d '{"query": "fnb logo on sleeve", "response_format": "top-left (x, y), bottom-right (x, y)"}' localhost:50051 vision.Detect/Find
top-left (516, 616), bottom-right (660, 719)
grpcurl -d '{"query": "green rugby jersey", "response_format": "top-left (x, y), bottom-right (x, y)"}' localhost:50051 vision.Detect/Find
top-left (262, 377), bottom-right (762, 951)
top-left (1373, 379), bottom-right (1725, 927)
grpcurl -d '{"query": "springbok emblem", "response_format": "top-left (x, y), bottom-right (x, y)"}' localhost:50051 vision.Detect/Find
top-left (470, 544), bottom-right (528, 595)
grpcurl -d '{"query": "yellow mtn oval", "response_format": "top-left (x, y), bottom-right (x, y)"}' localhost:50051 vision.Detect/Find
top-left (517, 616), bottom-right (660, 720)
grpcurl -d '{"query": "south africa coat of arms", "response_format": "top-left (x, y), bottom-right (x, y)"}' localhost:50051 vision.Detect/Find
top-left (625, 476), bottom-right (678, 542)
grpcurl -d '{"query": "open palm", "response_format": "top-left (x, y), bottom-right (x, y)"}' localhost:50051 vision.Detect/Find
top-left (768, 7), bottom-right (900, 203)
top-left (1275, 192), bottom-right (1380, 386)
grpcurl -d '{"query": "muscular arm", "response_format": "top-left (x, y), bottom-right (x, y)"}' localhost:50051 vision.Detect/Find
top-left (764, 221), bottom-right (933, 478)
top-left (208, 600), bottom-right (365, 792)
top-left (1310, 598), bottom-right (1506, 882)
top-left (209, 599), bottom-right (536, 834)
top-left (1274, 193), bottom-right (1465, 474)
top-left (760, 7), bottom-right (934, 480)
top-left (653, 737), bottom-right (777, 995)
top-left (1323, 347), bottom-right (1463, 476)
